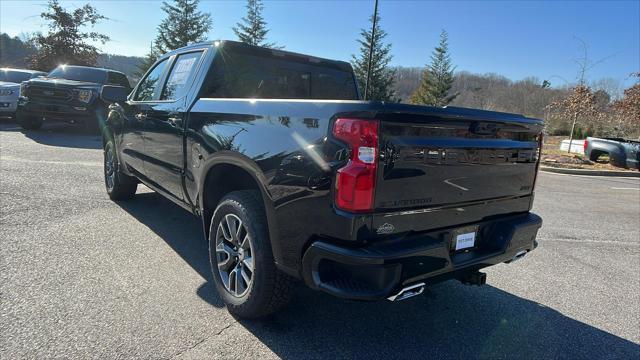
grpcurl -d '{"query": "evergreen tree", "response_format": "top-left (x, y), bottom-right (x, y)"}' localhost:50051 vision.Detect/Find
top-left (155, 0), bottom-right (212, 55)
top-left (351, 13), bottom-right (396, 102)
top-left (411, 30), bottom-right (456, 106)
top-left (134, 41), bottom-right (160, 79)
top-left (233, 0), bottom-right (278, 48)
top-left (29, 0), bottom-right (109, 71)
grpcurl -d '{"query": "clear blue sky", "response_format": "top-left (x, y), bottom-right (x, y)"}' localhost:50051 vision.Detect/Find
top-left (1, 0), bottom-right (638, 88)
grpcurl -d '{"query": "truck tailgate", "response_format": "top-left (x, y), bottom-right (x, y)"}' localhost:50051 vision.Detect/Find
top-left (375, 112), bottom-right (542, 213)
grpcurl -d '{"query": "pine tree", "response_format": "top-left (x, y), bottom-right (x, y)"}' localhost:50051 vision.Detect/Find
top-left (351, 13), bottom-right (396, 102)
top-left (155, 0), bottom-right (212, 55)
top-left (411, 30), bottom-right (456, 106)
top-left (134, 41), bottom-right (160, 79)
top-left (30, 0), bottom-right (109, 71)
top-left (233, 0), bottom-right (278, 48)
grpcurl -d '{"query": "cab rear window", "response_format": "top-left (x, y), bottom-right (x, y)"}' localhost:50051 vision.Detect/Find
top-left (203, 46), bottom-right (358, 100)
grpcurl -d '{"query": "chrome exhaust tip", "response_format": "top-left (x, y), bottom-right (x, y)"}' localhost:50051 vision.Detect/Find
top-left (387, 282), bottom-right (426, 302)
top-left (507, 250), bottom-right (528, 263)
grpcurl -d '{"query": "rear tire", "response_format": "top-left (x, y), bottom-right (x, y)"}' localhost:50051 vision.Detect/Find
top-left (17, 109), bottom-right (42, 130)
top-left (209, 190), bottom-right (294, 319)
top-left (104, 140), bottom-right (137, 200)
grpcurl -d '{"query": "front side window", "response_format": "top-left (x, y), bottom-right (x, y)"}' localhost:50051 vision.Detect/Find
top-left (134, 59), bottom-right (168, 101)
top-left (161, 52), bottom-right (203, 100)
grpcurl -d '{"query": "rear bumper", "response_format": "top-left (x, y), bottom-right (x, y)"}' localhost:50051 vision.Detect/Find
top-left (301, 212), bottom-right (542, 300)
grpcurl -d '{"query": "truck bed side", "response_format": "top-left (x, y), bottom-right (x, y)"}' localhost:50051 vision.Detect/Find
top-left (185, 98), bottom-right (542, 276)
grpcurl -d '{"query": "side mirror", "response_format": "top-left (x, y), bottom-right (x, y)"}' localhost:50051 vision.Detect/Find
top-left (101, 85), bottom-right (129, 103)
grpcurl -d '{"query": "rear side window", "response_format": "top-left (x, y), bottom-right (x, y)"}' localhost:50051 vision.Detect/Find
top-left (204, 48), bottom-right (358, 100)
top-left (161, 51), bottom-right (203, 100)
top-left (107, 72), bottom-right (131, 88)
top-left (134, 59), bottom-right (169, 101)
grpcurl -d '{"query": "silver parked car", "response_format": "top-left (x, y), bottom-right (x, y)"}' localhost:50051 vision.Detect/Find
top-left (0, 68), bottom-right (47, 118)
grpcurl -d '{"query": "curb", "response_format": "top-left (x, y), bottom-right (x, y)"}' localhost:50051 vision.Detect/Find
top-left (540, 166), bottom-right (640, 178)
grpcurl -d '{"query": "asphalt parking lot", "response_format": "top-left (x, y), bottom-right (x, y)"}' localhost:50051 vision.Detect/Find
top-left (1, 121), bottom-right (639, 359)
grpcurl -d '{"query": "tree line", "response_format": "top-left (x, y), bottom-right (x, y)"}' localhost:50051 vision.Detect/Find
top-left (0, 0), bottom-right (637, 138)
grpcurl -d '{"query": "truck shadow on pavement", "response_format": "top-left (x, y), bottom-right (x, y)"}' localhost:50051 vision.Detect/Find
top-left (117, 192), bottom-right (640, 359)
top-left (0, 120), bottom-right (101, 149)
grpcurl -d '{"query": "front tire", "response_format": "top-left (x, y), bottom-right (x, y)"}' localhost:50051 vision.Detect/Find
top-left (16, 109), bottom-right (42, 130)
top-left (209, 191), bottom-right (294, 319)
top-left (104, 140), bottom-right (137, 200)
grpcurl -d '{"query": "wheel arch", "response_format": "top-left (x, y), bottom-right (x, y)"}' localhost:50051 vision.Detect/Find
top-left (198, 153), bottom-right (281, 265)
top-left (589, 142), bottom-right (625, 165)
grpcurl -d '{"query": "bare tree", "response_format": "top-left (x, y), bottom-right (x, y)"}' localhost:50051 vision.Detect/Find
top-left (573, 36), bottom-right (616, 85)
top-left (610, 73), bottom-right (640, 138)
top-left (552, 84), bottom-right (598, 151)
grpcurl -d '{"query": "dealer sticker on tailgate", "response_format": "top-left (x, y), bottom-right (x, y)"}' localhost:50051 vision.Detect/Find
top-left (452, 226), bottom-right (478, 251)
top-left (455, 232), bottom-right (476, 250)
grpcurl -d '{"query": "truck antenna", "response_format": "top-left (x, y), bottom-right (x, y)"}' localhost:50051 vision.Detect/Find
top-left (363, 0), bottom-right (379, 101)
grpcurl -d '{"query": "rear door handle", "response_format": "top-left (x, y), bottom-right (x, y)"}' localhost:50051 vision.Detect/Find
top-left (135, 113), bottom-right (147, 121)
top-left (168, 116), bottom-right (182, 128)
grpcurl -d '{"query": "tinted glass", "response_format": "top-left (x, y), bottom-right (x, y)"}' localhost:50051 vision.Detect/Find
top-left (107, 72), bottom-right (131, 88)
top-left (204, 48), bottom-right (358, 100)
top-left (0, 70), bottom-right (32, 83)
top-left (161, 52), bottom-right (203, 100)
top-left (134, 59), bottom-right (168, 101)
top-left (47, 66), bottom-right (107, 83)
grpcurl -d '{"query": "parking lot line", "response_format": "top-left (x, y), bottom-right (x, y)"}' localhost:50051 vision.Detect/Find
top-left (1, 155), bottom-right (102, 167)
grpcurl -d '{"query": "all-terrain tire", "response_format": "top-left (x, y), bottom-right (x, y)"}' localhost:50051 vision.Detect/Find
top-left (209, 190), bottom-right (295, 319)
top-left (103, 139), bottom-right (137, 200)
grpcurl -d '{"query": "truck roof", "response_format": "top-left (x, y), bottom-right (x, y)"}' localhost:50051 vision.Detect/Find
top-left (163, 40), bottom-right (354, 73)
top-left (51, 65), bottom-right (126, 76)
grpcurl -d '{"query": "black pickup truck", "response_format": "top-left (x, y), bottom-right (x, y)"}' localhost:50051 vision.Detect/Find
top-left (17, 65), bottom-right (131, 132)
top-left (100, 40), bottom-right (543, 318)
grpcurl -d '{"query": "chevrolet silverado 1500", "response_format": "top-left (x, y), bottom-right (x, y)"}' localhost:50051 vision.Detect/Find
top-left (100, 40), bottom-right (543, 318)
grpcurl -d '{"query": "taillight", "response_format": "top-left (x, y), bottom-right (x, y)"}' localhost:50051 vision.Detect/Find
top-left (583, 139), bottom-right (589, 153)
top-left (333, 118), bottom-right (379, 212)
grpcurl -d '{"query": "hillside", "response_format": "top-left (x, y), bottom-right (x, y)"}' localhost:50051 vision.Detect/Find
top-left (0, 33), bottom-right (144, 81)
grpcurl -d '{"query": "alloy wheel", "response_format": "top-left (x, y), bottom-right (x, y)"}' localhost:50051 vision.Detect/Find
top-left (215, 213), bottom-right (254, 297)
